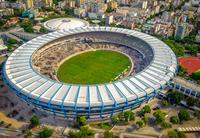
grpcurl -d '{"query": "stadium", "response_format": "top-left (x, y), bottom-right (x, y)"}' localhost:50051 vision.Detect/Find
top-left (43, 18), bottom-right (89, 31)
top-left (2, 27), bottom-right (177, 119)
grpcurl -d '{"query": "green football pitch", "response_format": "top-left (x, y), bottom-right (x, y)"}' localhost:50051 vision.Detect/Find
top-left (57, 50), bottom-right (131, 84)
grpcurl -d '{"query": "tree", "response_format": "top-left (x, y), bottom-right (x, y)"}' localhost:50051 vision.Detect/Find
top-left (77, 116), bottom-right (87, 127)
top-left (124, 111), bottom-right (130, 122)
top-left (20, 19), bottom-right (34, 33)
top-left (106, 7), bottom-right (115, 13)
top-left (193, 110), bottom-right (200, 119)
top-left (68, 130), bottom-right (80, 138)
top-left (68, 126), bottom-right (94, 138)
top-left (178, 65), bottom-right (187, 77)
top-left (52, 0), bottom-right (58, 5)
top-left (124, 111), bottom-right (135, 122)
top-left (38, 127), bottom-right (53, 138)
top-left (118, 112), bottom-right (125, 122)
top-left (103, 131), bottom-right (115, 138)
top-left (153, 110), bottom-right (167, 124)
top-left (30, 115), bottom-right (40, 127)
top-left (25, 130), bottom-right (33, 137)
top-left (142, 115), bottom-right (149, 125)
top-left (178, 110), bottom-right (190, 122)
top-left (142, 105), bottom-right (151, 114)
top-left (5, 0), bottom-right (17, 2)
top-left (191, 71), bottom-right (200, 81)
top-left (170, 116), bottom-right (180, 124)
top-left (167, 92), bottom-right (184, 105)
top-left (40, 26), bottom-right (48, 33)
top-left (111, 116), bottom-right (119, 125)
top-left (186, 97), bottom-right (198, 107)
top-left (14, 9), bottom-right (23, 16)
top-left (65, 8), bottom-right (74, 16)
top-left (136, 120), bottom-right (144, 128)
top-left (177, 131), bottom-right (187, 138)
top-left (79, 126), bottom-right (94, 138)
top-left (164, 40), bottom-right (185, 57)
top-left (160, 121), bottom-right (171, 129)
top-left (111, 111), bottom-right (135, 125)
top-left (0, 20), bottom-right (6, 30)
top-left (162, 100), bottom-right (169, 107)
top-left (167, 130), bottom-right (186, 138)
top-left (7, 38), bottom-right (18, 45)
top-left (167, 130), bottom-right (179, 138)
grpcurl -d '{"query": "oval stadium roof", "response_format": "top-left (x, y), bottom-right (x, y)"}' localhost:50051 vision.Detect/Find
top-left (3, 27), bottom-right (177, 118)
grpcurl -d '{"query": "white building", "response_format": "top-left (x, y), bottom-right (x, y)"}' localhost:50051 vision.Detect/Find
top-left (106, 14), bottom-right (114, 25)
top-left (44, 18), bottom-right (89, 31)
top-left (0, 39), bottom-right (7, 55)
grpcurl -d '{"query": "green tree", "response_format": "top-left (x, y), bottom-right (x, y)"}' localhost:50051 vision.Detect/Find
top-left (164, 40), bottom-right (185, 57)
top-left (103, 131), bottom-right (115, 138)
top-left (14, 9), bottom-right (23, 16)
top-left (160, 121), bottom-right (171, 129)
top-left (0, 20), bottom-right (5, 26)
top-left (38, 127), bottom-right (53, 138)
top-left (68, 126), bottom-right (94, 138)
top-left (118, 112), bottom-right (125, 122)
top-left (111, 116), bottom-right (119, 125)
top-left (30, 115), bottom-right (40, 127)
top-left (0, 20), bottom-right (6, 30)
top-left (162, 100), bottom-right (169, 107)
top-left (68, 130), bottom-right (80, 138)
top-left (40, 26), bottom-right (48, 33)
top-left (25, 130), bottom-right (33, 137)
top-left (142, 105), bottom-right (151, 114)
top-left (167, 130), bottom-right (187, 138)
top-left (153, 110), bottom-right (167, 124)
top-left (142, 115), bottom-right (149, 125)
top-left (20, 19), bottom-right (34, 33)
top-left (178, 65), bottom-right (187, 77)
top-left (193, 110), bottom-right (200, 119)
top-left (167, 130), bottom-right (179, 138)
top-left (77, 116), bottom-right (87, 127)
top-left (65, 8), bottom-right (74, 16)
top-left (79, 126), bottom-right (94, 138)
top-left (124, 111), bottom-right (135, 122)
top-left (191, 71), bottom-right (200, 81)
top-left (5, 0), bottom-right (17, 2)
top-left (136, 120), bottom-right (144, 128)
top-left (52, 0), bottom-right (58, 5)
top-left (7, 38), bottom-right (18, 44)
top-left (178, 110), bottom-right (190, 122)
top-left (106, 7), bottom-right (115, 13)
top-left (186, 97), bottom-right (198, 107)
top-left (167, 92), bottom-right (184, 105)
top-left (190, 47), bottom-right (198, 56)
top-left (170, 116), bottom-right (180, 124)
top-left (177, 131), bottom-right (187, 138)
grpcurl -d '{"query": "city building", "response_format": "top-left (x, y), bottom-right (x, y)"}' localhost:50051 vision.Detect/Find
top-left (0, 8), bottom-right (14, 17)
top-left (25, 0), bottom-right (34, 9)
top-left (175, 23), bottom-right (187, 39)
top-left (44, 0), bottom-right (53, 7)
top-left (0, 39), bottom-right (7, 56)
top-left (74, 8), bottom-right (86, 17)
top-left (106, 14), bottom-right (114, 25)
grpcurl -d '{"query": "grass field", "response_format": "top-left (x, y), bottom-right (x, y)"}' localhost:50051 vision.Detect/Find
top-left (57, 50), bottom-right (131, 84)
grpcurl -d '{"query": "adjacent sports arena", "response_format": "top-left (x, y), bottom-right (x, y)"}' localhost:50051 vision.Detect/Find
top-left (44, 18), bottom-right (89, 31)
top-left (2, 27), bottom-right (177, 119)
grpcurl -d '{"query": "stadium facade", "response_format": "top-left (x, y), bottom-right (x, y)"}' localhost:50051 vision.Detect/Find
top-left (2, 27), bottom-right (177, 119)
